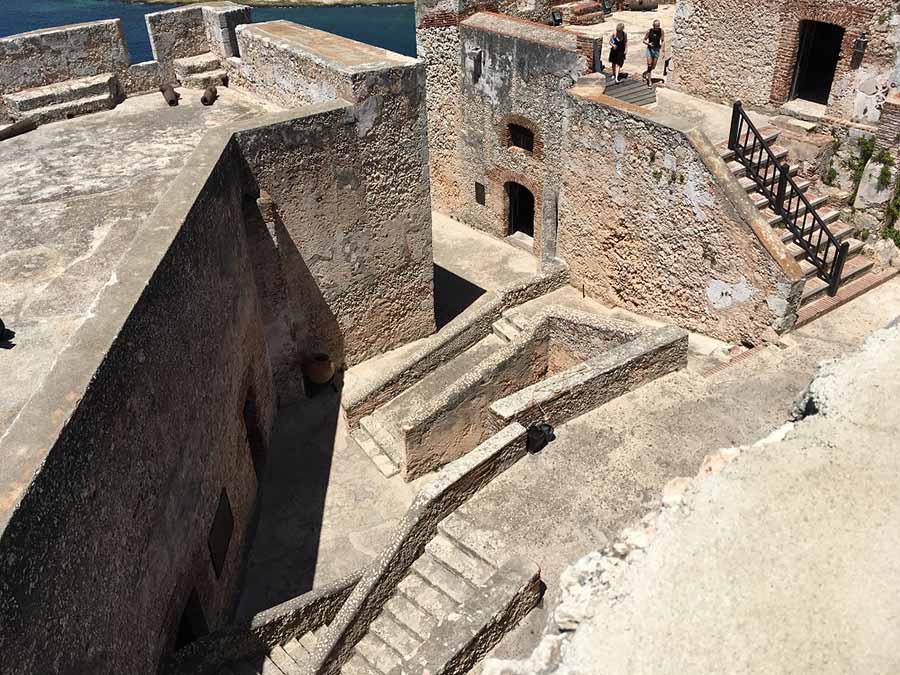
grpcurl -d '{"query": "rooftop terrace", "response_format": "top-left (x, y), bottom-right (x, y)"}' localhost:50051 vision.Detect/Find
top-left (0, 87), bottom-right (277, 441)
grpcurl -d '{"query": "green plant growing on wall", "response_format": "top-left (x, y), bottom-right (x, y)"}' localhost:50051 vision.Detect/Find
top-left (846, 135), bottom-right (876, 202)
top-left (878, 164), bottom-right (894, 191)
top-left (859, 228), bottom-right (871, 241)
top-left (823, 162), bottom-right (838, 186)
top-left (885, 174), bottom-right (900, 228)
top-left (652, 168), bottom-right (663, 181)
top-left (883, 227), bottom-right (900, 248)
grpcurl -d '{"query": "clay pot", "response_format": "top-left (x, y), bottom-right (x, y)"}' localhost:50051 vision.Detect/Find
top-left (304, 353), bottom-right (335, 385)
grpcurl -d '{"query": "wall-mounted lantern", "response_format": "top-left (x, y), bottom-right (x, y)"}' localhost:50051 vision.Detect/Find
top-left (851, 32), bottom-right (869, 70)
top-left (551, 10), bottom-right (563, 26)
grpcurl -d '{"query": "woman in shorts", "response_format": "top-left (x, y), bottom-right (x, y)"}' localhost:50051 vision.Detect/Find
top-left (608, 23), bottom-right (628, 84)
top-left (643, 19), bottom-right (664, 87)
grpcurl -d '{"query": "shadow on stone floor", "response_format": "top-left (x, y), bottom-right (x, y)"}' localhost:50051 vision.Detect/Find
top-left (234, 381), bottom-right (342, 618)
top-left (434, 263), bottom-right (486, 329)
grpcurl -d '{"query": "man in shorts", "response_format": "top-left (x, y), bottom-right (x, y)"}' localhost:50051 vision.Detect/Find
top-left (643, 19), bottom-right (664, 87)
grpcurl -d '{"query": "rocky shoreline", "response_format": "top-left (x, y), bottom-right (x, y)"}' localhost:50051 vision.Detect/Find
top-left (130, 0), bottom-right (412, 6)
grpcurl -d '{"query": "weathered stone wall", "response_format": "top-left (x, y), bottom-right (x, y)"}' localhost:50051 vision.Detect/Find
top-left (0, 132), bottom-right (275, 674)
top-left (671, 0), bottom-right (899, 124)
top-left (434, 13), bottom-right (586, 260)
top-left (232, 23), bottom-right (435, 369)
top-left (558, 94), bottom-right (795, 342)
top-left (0, 19), bottom-right (131, 120)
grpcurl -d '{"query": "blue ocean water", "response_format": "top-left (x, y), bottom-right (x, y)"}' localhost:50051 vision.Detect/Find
top-left (0, 0), bottom-right (416, 62)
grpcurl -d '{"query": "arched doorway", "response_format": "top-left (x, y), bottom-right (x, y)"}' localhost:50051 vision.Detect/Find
top-left (506, 181), bottom-right (535, 238)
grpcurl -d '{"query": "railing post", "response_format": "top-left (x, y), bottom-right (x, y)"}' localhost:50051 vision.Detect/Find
top-left (828, 241), bottom-right (850, 297)
top-left (728, 101), bottom-right (743, 151)
top-left (775, 162), bottom-right (790, 214)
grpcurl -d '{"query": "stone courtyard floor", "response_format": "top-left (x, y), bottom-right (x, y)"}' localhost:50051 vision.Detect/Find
top-left (0, 87), bottom-right (276, 441)
top-left (468, 277), bottom-right (900, 666)
top-left (237, 213), bottom-right (538, 616)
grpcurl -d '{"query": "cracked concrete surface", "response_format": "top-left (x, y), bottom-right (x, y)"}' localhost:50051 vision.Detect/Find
top-left (0, 87), bottom-right (276, 440)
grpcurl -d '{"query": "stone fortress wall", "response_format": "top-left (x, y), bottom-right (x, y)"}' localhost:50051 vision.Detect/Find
top-left (0, 2), bottom-right (251, 124)
top-left (416, 0), bottom-right (802, 341)
top-left (0, 6), bottom-right (434, 674)
top-left (669, 0), bottom-right (900, 125)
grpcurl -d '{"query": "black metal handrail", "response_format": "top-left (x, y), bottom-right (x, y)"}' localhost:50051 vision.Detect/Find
top-left (728, 101), bottom-right (848, 296)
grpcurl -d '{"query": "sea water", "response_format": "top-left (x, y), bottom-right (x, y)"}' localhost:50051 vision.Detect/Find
top-left (0, 0), bottom-right (416, 62)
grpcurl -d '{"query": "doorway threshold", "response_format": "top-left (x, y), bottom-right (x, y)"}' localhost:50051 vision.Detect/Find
top-left (781, 99), bottom-right (827, 123)
top-left (506, 231), bottom-right (534, 254)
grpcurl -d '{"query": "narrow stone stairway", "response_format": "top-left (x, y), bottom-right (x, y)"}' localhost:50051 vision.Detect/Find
top-left (340, 514), bottom-right (537, 674)
top-left (2, 73), bottom-right (117, 124)
top-left (716, 126), bottom-right (898, 326)
top-left (224, 623), bottom-right (328, 674)
top-left (174, 52), bottom-right (228, 89)
top-left (351, 333), bottom-right (506, 478)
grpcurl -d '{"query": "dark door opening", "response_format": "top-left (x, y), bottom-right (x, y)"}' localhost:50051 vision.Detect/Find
top-left (791, 21), bottom-right (845, 104)
top-left (506, 182), bottom-right (535, 238)
top-left (174, 589), bottom-right (208, 651)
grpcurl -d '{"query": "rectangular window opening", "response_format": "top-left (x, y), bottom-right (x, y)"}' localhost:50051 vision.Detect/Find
top-left (475, 182), bottom-right (486, 205)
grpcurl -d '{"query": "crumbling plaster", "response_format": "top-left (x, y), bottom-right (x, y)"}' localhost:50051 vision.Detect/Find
top-left (558, 93), bottom-right (798, 342)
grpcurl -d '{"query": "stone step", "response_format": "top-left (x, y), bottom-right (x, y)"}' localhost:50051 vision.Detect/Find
top-left (23, 93), bottom-right (115, 126)
top-left (425, 533), bottom-right (496, 587)
top-left (438, 512), bottom-right (506, 567)
top-left (796, 266), bottom-right (898, 326)
top-left (182, 69), bottom-right (228, 89)
top-left (383, 592), bottom-right (439, 640)
top-left (738, 168), bottom-right (801, 193)
top-left (798, 238), bottom-right (864, 279)
top-left (397, 569), bottom-right (459, 619)
top-left (341, 653), bottom-right (379, 675)
top-left (3, 73), bottom-right (115, 115)
top-left (268, 643), bottom-right (304, 675)
top-left (358, 414), bottom-right (403, 467)
top-left (750, 181), bottom-right (814, 209)
top-left (351, 424), bottom-right (400, 478)
top-left (765, 193), bottom-right (830, 226)
top-left (718, 126), bottom-right (781, 162)
top-left (800, 254), bottom-right (874, 304)
top-left (174, 51), bottom-right (222, 79)
top-left (369, 611), bottom-right (422, 660)
top-left (779, 216), bottom-right (849, 245)
top-left (726, 145), bottom-right (789, 178)
top-left (298, 628), bottom-right (319, 655)
top-left (413, 551), bottom-right (476, 603)
top-left (282, 636), bottom-right (311, 667)
top-left (354, 631), bottom-right (403, 673)
top-left (785, 221), bottom-right (855, 261)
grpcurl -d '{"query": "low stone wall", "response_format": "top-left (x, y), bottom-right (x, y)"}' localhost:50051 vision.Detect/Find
top-left (163, 572), bottom-right (361, 675)
top-left (400, 307), bottom-right (666, 479)
top-left (342, 264), bottom-right (569, 426)
top-left (308, 423), bottom-right (530, 674)
top-left (559, 88), bottom-right (804, 343)
top-left (489, 324), bottom-right (689, 431)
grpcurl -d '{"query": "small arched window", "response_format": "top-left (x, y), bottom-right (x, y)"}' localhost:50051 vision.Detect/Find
top-left (508, 123), bottom-right (534, 152)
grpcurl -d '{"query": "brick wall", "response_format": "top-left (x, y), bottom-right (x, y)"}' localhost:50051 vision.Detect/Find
top-left (875, 91), bottom-right (900, 151)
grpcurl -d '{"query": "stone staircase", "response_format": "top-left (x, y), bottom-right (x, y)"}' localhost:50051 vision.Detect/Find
top-left (2, 73), bottom-right (117, 125)
top-left (224, 624), bottom-right (329, 674)
top-left (603, 74), bottom-right (657, 107)
top-left (552, 0), bottom-right (606, 25)
top-left (717, 126), bottom-right (898, 326)
top-left (351, 333), bottom-right (506, 478)
top-left (174, 52), bottom-right (228, 89)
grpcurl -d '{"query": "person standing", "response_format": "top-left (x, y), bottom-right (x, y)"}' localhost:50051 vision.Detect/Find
top-left (608, 23), bottom-right (628, 84)
top-left (642, 19), bottom-right (664, 87)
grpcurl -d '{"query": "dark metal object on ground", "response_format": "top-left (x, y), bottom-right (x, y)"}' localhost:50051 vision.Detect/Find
top-left (526, 423), bottom-right (556, 454)
top-left (728, 101), bottom-right (848, 296)
top-left (551, 10), bottom-right (563, 25)
top-left (0, 117), bottom-right (37, 142)
top-left (201, 86), bottom-right (218, 106)
top-left (160, 84), bottom-right (180, 107)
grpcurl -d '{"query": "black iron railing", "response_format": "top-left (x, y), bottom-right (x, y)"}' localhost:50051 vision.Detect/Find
top-left (728, 101), bottom-right (848, 296)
